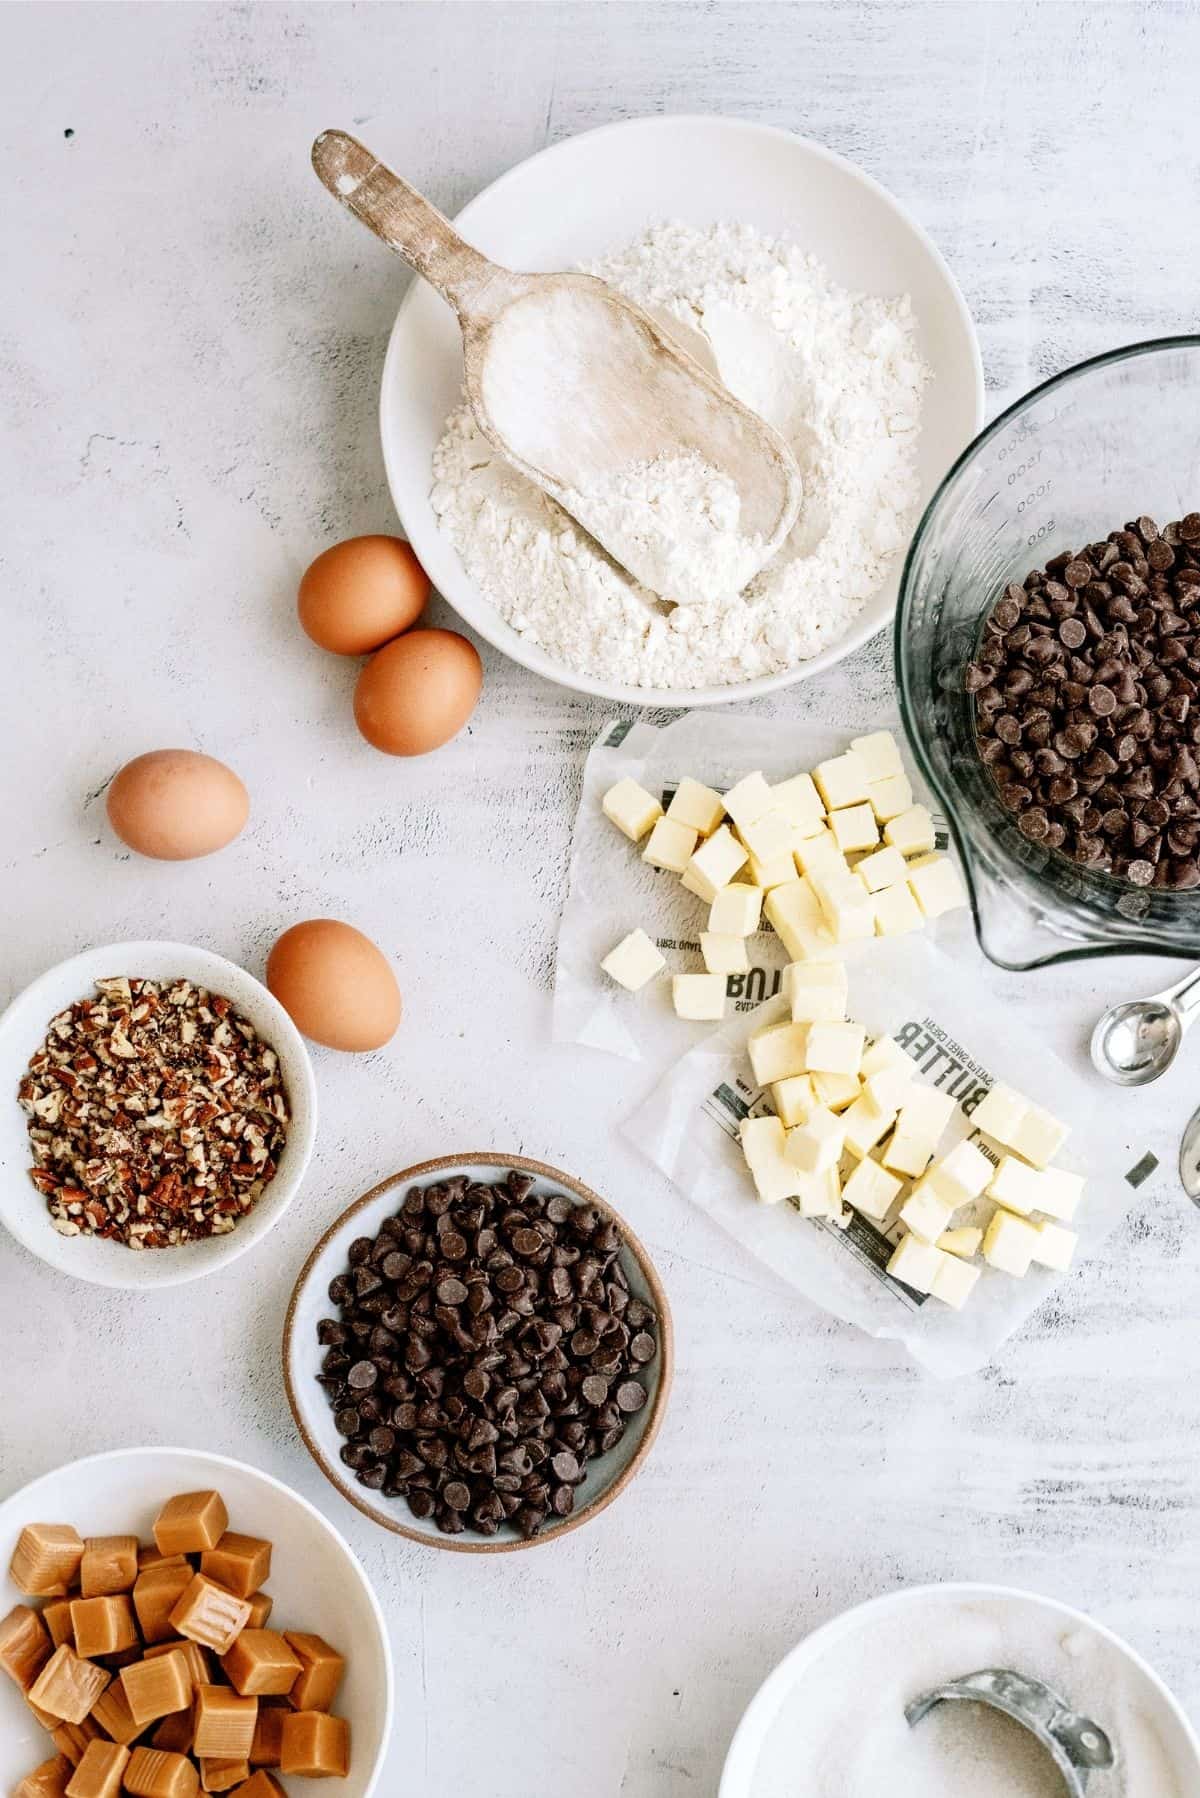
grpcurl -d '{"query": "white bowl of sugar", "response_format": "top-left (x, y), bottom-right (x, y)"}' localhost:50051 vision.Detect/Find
top-left (720, 1583), bottom-right (1200, 1798)
top-left (379, 113), bottom-right (984, 707)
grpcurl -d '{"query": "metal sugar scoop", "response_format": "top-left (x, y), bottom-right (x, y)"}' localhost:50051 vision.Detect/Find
top-left (906, 1667), bottom-right (1115, 1794)
top-left (311, 130), bottom-right (802, 604)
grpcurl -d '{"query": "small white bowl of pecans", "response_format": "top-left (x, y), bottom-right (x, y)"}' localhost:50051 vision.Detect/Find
top-left (0, 942), bottom-right (317, 1289)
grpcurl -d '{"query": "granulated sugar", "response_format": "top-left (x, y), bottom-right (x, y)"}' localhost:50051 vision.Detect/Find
top-left (430, 220), bottom-right (928, 690)
top-left (749, 1593), bottom-right (1189, 1797)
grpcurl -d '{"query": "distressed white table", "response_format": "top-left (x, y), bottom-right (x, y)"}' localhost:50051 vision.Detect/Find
top-left (4, 4), bottom-right (1200, 1791)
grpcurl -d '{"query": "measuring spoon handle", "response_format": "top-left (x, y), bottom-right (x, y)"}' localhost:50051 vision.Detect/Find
top-left (1166, 963), bottom-right (1200, 1023)
top-left (311, 130), bottom-right (520, 321)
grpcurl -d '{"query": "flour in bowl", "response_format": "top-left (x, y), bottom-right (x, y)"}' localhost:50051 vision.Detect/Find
top-left (430, 220), bottom-right (928, 690)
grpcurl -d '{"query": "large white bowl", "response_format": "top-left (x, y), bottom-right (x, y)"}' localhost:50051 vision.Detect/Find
top-left (0, 1447), bottom-right (392, 1795)
top-left (381, 113), bottom-right (984, 707)
top-left (720, 1582), bottom-right (1200, 1795)
top-left (0, 941), bottom-right (317, 1288)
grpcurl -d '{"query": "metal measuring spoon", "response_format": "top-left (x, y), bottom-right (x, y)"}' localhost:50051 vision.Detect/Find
top-left (906, 1668), bottom-right (1115, 1794)
top-left (1089, 964), bottom-right (1200, 1086)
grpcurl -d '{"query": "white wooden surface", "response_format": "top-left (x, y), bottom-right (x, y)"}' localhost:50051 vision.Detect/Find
top-left (4, 4), bottom-right (1200, 1791)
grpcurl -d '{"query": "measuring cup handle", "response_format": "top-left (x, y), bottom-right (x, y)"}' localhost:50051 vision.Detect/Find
top-left (311, 130), bottom-right (521, 321)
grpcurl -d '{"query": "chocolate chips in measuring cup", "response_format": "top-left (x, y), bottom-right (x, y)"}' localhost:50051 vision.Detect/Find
top-left (967, 513), bottom-right (1200, 887)
top-left (315, 1169), bottom-right (659, 1538)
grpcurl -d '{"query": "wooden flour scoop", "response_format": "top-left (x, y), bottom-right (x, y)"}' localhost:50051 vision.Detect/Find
top-left (312, 130), bottom-right (802, 604)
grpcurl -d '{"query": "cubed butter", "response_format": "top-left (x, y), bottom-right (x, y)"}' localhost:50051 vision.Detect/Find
top-left (814, 751), bottom-right (870, 811)
top-left (982, 1207), bottom-right (1041, 1276)
top-left (805, 1020), bottom-right (866, 1077)
top-left (771, 773), bottom-right (825, 830)
top-left (850, 731), bottom-right (904, 781)
top-left (842, 1094), bottom-right (896, 1160)
top-left (794, 1167), bottom-right (842, 1218)
top-left (971, 1082), bottom-right (1030, 1146)
top-left (794, 829), bottom-right (847, 879)
top-left (855, 845), bottom-right (908, 893)
top-left (600, 929), bottom-right (665, 992)
top-left (747, 1020), bottom-right (811, 1086)
top-left (1008, 1104), bottom-right (1070, 1169)
top-left (938, 1226), bottom-right (983, 1258)
top-left (931, 1253), bottom-right (981, 1309)
top-left (788, 962), bottom-right (848, 1024)
top-left (872, 884), bottom-right (925, 936)
top-left (1031, 1219), bottom-right (1078, 1271)
top-left (930, 1139), bottom-right (994, 1203)
top-left (812, 1069), bottom-right (861, 1113)
top-left (785, 1106), bottom-right (845, 1174)
top-left (672, 974), bottom-right (727, 1021)
top-left (884, 804), bottom-right (936, 857)
top-left (642, 816), bottom-right (699, 874)
top-left (829, 803), bottom-right (879, 855)
top-left (700, 933), bottom-right (749, 975)
top-left (666, 777), bottom-right (725, 836)
top-left (722, 771), bottom-right (775, 831)
top-left (602, 778), bottom-right (662, 843)
top-left (738, 810), bottom-right (794, 865)
top-left (709, 884), bottom-right (762, 937)
top-left (861, 1036), bottom-right (911, 1080)
top-left (764, 881), bottom-right (841, 964)
top-left (1035, 1167), bottom-right (1085, 1222)
top-left (808, 871), bottom-right (875, 943)
top-left (863, 1063), bottom-right (912, 1114)
top-left (897, 1085), bottom-right (957, 1142)
top-left (841, 1155), bottom-right (903, 1222)
top-left (907, 853), bottom-right (968, 919)
top-left (881, 1130), bottom-right (936, 1180)
top-left (986, 1155), bottom-right (1044, 1217)
top-left (748, 847), bottom-right (802, 890)
top-left (750, 1157), bottom-right (804, 1205)
top-left (681, 826), bottom-right (748, 902)
top-left (899, 1186), bottom-right (956, 1243)
top-left (886, 1234), bottom-right (942, 1294)
top-left (740, 1115), bottom-right (787, 1168)
top-left (868, 773), bottom-right (914, 823)
top-left (770, 1074), bottom-right (816, 1129)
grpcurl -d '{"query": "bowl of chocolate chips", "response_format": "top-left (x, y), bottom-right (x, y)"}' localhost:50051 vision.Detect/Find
top-left (897, 335), bottom-right (1200, 971)
top-left (283, 1155), bottom-right (673, 1551)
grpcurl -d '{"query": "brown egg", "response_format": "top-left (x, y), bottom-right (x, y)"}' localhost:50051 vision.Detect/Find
top-left (298, 535), bottom-right (430, 655)
top-left (266, 919), bottom-right (401, 1052)
top-left (106, 749), bottom-right (249, 861)
top-left (354, 628), bottom-right (483, 757)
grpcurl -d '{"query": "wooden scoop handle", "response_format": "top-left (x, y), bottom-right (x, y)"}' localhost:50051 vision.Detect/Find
top-left (311, 130), bottom-right (519, 320)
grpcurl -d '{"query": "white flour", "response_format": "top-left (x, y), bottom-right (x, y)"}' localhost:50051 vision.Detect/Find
top-left (563, 449), bottom-right (766, 606)
top-left (749, 1594), bottom-right (1191, 1798)
top-left (430, 220), bottom-right (928, 690)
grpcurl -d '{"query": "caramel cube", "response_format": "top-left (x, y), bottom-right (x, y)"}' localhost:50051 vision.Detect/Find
top-left (153, 1494), bottom-right (229, 1559)
top-left (248, 1706), bottom-right (285, 1768)
top-left (14, 1755), bottom-right (73, 1797)
top-left (282, 1634), bottom-right (344, 1713)
top-left (29, 1690), bottom-right (61, 1729)
top-left (10, 1526), bottom-right (85, 1597)
top-left (199, 1762), bottom-right (249, 1793)
top-left (1, 1603), bottom-right (53, 1689)
top-left (134, 1562), bottom-right (195, 1645)
top-left (79, 1538), bottom-right (139, 1600)
top-left (198, 1537), bottom-right (270, 1602)
top-left (219, 1631), bottom-right (301, 1699)
top-left (242, 1594), bottom-right (272, 1630)
top-left (69, 1596), bottom-right (139, 1660)
top-left (63, 1740), bottom-right (128, 1798)
top-left (145, 1639), bottom-right (211, 1688)
top-left (151, 1710), bottom-right (194, 1755)
top-left (169, 1577), bottom-right (251, 1655)
top-left (29, 1645), bottom-right (111, 1724)
top-left (228, 1777), bottom-right (284, 1798)
top-left (193, 1684), bottom-right (258, 1759)
top-left (43, 1600), bottom-right (76, 1650)
top-left (121, 1649), bottom-right (193, 1727)
top-left (124, 1747), bottom-right (200, 1798)
top-left (89, 1676), bottom-right (145, 1745)
top-left (279, 1710), bottom-right (349, 1778)
top-left (50, 1720), bottom-right (102, 1767)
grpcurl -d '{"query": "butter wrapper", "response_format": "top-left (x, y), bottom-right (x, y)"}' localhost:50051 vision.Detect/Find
top-left (623, 933), bottom-right (1156, 1376)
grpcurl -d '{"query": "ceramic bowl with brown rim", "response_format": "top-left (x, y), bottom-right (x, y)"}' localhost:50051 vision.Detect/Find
top-left (283, 1153), bottom-right (673, 1553)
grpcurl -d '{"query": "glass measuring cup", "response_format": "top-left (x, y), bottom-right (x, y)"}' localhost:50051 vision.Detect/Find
top-left (896, 337), bottom-right (1200, 970)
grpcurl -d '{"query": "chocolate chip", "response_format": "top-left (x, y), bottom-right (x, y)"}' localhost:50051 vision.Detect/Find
top-left (615, 1381), bottom-right (647, 1414)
